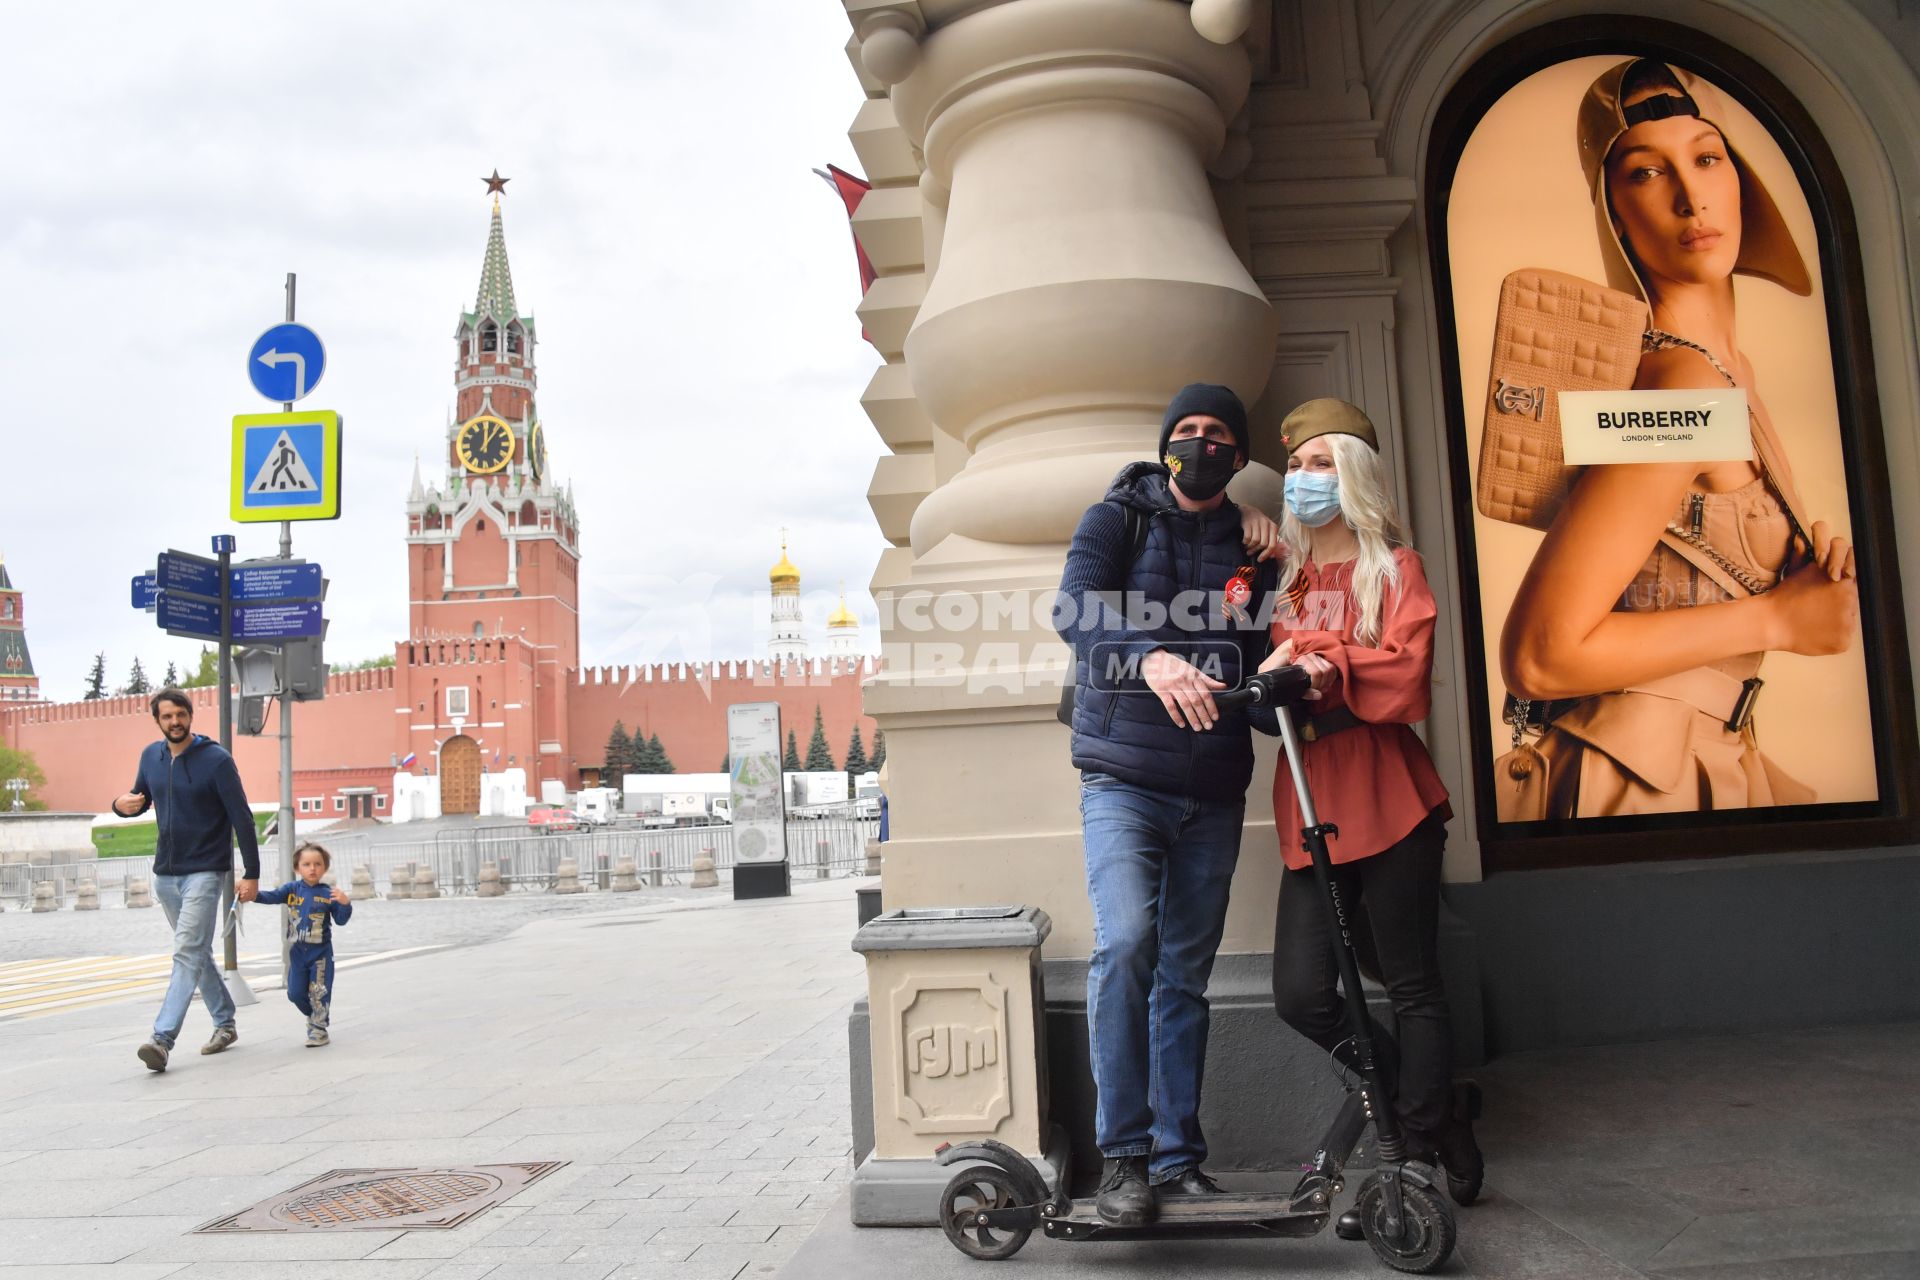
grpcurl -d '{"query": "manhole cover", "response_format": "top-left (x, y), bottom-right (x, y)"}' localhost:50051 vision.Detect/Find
top-left (196, 1162), bottom-right (566, 1233)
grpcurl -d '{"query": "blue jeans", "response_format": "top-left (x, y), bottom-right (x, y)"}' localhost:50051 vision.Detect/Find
top-left (152, 872), bottom-right (235, 1048)
top-left (1080, 772), bottom-right (1244, 1183)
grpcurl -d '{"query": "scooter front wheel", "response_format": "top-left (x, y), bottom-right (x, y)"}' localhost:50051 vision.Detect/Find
top-left (1356, 1174), bottom-right (1456, 1274)
top-left (938, 1166), bottom-right (1032, 1261)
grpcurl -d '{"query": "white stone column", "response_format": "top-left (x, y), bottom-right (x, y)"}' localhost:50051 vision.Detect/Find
top-left (855, 0), bottom-right (1280, 955)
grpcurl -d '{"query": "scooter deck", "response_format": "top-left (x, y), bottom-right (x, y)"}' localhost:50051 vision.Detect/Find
top-left (1041, 1191), bottom-right (1329, 1241)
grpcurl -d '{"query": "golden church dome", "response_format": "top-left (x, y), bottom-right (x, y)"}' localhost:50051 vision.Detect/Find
top-left (770, 537), bottom-right (800, 589)
top-left (828, 591), bottom-right (858, 629)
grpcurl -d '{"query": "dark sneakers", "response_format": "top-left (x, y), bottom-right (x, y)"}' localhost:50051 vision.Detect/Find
top-left (1157, 1167), bottom-right (1226, 1197)
top-left (201, 1025), bottom-right (238, 1055)
top-left (1095, 1156), bottom-right (1155, 1226)
top-left (1411, 1082), bottom-right (1486, 1206)
top-left (136, 1040), bottom-right (169, 1073)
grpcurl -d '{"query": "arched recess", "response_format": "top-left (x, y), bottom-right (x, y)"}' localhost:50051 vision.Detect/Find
top-left (439, 734), bottom-right (482, 816)
top-left (1371, 0), bottom-right (1920, 877)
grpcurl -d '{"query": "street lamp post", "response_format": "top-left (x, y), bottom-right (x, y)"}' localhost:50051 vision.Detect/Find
top-left (4, 777), bottom-right (27, 811)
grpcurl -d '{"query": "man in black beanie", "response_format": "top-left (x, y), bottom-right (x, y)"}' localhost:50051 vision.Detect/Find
top-left (1052, 383), bottom-right (1280, 1225)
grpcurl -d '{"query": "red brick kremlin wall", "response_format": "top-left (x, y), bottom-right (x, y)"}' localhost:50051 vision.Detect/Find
top-left (2, 659), bottom-right (875, 814)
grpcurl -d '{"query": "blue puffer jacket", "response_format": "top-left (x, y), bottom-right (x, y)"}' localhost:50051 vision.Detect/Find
top-left (1055, 463), bottom-right (1278, 801)
top-left (122, 734), bottom-right (262, 879)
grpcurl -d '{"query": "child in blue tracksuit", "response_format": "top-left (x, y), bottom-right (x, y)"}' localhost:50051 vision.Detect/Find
top-left (256, 843), bottom-right (352, 1046)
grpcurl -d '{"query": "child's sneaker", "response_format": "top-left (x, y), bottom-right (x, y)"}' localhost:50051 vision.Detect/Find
top-left (305, 1029), bottom-right (330, 1048)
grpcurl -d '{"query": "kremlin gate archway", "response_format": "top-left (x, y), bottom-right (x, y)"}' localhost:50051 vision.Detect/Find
top-left (439, 735), bottom-right (481, 816)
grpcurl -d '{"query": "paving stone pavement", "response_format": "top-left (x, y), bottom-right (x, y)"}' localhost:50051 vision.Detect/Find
top-left (0, 878), bottom-right (866, 1279)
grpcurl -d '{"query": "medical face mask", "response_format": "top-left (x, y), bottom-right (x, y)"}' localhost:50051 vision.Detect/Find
top-left (1285, 470), bottom-right (1344, 528)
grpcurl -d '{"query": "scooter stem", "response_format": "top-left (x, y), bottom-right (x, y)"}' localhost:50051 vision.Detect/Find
top-left (1275, 705), bottom-right (1405, 1163)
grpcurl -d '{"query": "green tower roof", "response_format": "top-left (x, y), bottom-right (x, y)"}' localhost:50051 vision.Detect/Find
top-left (474, 195), bottom-right (518, 324)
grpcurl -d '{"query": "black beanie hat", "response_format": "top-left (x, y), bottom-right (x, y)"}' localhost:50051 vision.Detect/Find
top-left (1159, 383), bottom-right (1250, 461)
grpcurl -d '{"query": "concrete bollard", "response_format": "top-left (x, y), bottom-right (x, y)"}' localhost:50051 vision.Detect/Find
top-left (388, 865), bottom-right (412, 900)
top-left (553, 858), bottom-right (584, 894)
top-left (610, 855), bottom-right (639, 892)
top-left (864, 838), bottom-right (883, 877)
top-left (648, 850), bottom-right (663, 889)
top-left (412, 865), bottom-right (441, 899)
top-left (691, 849), bottom-right (719, 889)
top-left (817, 839), bottom-right (832, 881)
top-left (477, 861), bottom-right (506, 897)
top-left (351, 865), bottom-right (374, 899)
top-left (31, 882), bottom-right (56, 912)
top-left (125, 877), bottom-right (155, 909)
top-left (75, 880), bottom-right (100, 911)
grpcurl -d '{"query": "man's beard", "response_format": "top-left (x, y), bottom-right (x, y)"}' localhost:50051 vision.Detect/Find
top-left (165, 726), bottom-right (189, 740)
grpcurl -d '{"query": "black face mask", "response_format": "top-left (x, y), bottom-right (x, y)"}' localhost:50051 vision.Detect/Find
top-left (1165, 437), bottom-right (1239, 502)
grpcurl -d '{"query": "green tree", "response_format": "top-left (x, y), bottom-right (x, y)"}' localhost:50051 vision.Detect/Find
top-left (83, 653), bottom-right (108, 701)
top-left (124, 657), bottom-right (151, 696)
top-left (783, 729), bottom-right (802, 772)
top-left (343, 654), bottom-right (396, 671)
top-left (604, 720), bottom-right (633, 779)
top-left (804, 705), bottom-right (836, 772)
top-left (871, 728), bottom-right (887, 772)
top-left (178, 647), bottom-right (219, 689)
top-left (719, 751), bottom-right (732, 772)
top-left (162, 661), bottom-right (181, 688)
top-left (0, 746), bottom-right (48, 810)
top-left (651, 732), bottom-right (675, 775)
top-left (844, 724), bottom-right (870, 784)
top-left (631, 732), bottom-right (671, 774)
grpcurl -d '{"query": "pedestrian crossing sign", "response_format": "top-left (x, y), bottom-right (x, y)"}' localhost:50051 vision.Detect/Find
top-left (231, 410), bottom-right (342, 523)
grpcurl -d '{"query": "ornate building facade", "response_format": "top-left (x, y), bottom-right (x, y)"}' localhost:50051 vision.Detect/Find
top-left (0, 556), bottom-right (38, 703)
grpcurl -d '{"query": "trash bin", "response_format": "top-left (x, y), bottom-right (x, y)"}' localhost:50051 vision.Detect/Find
top-left (848, 905), bottom-right (1068, 1226)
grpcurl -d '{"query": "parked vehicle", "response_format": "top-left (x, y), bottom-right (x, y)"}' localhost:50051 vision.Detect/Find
top-left (576, 787), bottom-right (620, 826)
top-left (527, 806), bottom-right (582, 834)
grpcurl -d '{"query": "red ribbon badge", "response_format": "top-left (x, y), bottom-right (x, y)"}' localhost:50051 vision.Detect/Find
top-left (1223, 564), bottom-right (1255, 623)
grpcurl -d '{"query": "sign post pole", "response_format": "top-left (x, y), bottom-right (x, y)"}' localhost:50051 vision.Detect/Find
top-left (212, 534), bottom-right (253, 1005)
top-left (277, 272), bottom-right (298, 991)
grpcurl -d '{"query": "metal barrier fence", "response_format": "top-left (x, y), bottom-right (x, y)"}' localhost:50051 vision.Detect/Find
top-left (313, 815), bottom-right (879, 897)
top-left (0, 817), bottom-right (877, 908)
top-left (1, 856), bottom-right (157, 909)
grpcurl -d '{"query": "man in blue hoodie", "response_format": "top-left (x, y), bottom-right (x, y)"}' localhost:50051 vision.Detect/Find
top-left (111, 688), bottom-right (261, 1072)
top-left (1054, 383), bottom-right (1280, 1226)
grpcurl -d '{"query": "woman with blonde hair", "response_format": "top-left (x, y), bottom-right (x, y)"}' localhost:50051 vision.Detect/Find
top-left (1257, 399), bottom-right (1482, 1219)
top-left (1499, 58), bottom-right (1858, 818)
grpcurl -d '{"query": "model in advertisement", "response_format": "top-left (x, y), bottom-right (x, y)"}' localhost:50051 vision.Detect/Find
top-left (1492, 59), bottom-right (1859, 820)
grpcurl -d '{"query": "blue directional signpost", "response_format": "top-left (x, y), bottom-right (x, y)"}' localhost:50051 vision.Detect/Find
top-left (231, 561), bottom-right (322, 602)
top-left (247, 321), bottom-right (326, 403)
top-left (130, 573), bottom-right (158, 611)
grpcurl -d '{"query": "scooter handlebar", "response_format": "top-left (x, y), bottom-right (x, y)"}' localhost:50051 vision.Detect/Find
top-left (1212, 664), bottom-right (1313, 712)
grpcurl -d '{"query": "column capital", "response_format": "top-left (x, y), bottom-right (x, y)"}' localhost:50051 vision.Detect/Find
top-left (847, 1), bottom-right (927, 85)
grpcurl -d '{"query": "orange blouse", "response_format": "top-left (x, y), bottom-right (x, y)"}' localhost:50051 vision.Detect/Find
top-left (1269, 547), bottom-right (1451, 870)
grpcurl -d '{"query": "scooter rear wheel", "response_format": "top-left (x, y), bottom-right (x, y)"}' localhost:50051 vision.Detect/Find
top-left (1356, 1174), bottom-right (1456, 1274)
top-left (938, 1166), bottom-right (1032, 1261)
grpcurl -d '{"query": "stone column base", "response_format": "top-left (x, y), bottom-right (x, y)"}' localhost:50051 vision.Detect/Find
top-left (850, 1122), bottom-right (1071, 1227)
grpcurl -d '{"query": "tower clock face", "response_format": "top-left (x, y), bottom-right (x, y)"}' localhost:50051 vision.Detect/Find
top-left (529, 421), bottom-right (547, 483)
top-left (457, 414), bottom-right (514, 474)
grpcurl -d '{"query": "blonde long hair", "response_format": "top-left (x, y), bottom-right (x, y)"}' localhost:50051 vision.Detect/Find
top-left (1280, 435), bottom-right (1410, 646)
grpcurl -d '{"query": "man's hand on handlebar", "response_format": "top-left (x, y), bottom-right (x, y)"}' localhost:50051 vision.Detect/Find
top-left (1259, 640), bottom-right (1334, 700)
top-left (1143, 649), bottom-right (1227, 731)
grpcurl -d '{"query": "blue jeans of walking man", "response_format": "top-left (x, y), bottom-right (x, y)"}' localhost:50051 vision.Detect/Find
top-left (1082, 773), bottom-right (1244, 1183)
top-left (151, 871), bottom-right (235, 1049)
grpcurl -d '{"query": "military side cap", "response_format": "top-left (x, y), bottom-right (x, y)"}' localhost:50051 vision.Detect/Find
top-left (1280, 398), bottom-right (1379, 453)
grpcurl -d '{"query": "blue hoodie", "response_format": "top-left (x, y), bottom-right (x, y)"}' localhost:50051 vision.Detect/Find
top-left (121, 734), bottom-right (262, 879)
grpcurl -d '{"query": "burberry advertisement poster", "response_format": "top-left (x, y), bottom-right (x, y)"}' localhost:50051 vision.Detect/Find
top-left (1439, 50), bottom-right (1883, 846)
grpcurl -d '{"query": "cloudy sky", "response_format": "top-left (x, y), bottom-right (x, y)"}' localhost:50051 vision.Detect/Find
top-left (0, 1), bottom-right (884, 700)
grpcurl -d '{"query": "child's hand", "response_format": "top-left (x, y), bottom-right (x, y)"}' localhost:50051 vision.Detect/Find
top-left (327, 886), bottom-right (351, 905)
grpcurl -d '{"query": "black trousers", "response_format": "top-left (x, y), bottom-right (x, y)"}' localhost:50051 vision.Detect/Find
top-left (1270, 809), bottom-right (1452, 1138)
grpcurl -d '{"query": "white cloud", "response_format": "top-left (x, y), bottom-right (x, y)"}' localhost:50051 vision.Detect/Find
top-left (0, 0), bottom-right (887, 698)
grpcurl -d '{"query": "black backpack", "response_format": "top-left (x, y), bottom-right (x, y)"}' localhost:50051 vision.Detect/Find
top-left (1057, 504), bottom-right (1151, 727)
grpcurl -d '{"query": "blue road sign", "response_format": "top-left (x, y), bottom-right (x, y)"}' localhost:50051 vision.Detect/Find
top-left (235, 601), bottom-right (323, 641)
top-left (232, 411), bottom-right (342, 521)
top-left (231, 562), bottom-right (322, 603)
top-left (131, 573), bottom-right (158, 610)
top-left (156, 591), bottom-right (221, 641)
top-left (247, 322), bottom-right (326, 403)
top-left (157, 551), bottom-right (220, 599)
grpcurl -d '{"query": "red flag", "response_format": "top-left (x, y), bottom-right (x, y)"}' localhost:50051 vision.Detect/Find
top-left (817, 164), bottom-right (877, 345)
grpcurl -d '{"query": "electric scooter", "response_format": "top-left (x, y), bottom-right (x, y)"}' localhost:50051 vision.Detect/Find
top-left (932, 665), bottom-right (1458, 1273)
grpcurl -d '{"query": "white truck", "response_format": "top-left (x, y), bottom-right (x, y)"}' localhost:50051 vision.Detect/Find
top-left (623, 773), bottom-right (731, 827)
top-left (575, 787), bottom-right (621, 826)
top-left (785, 770), bottom-right (850, 819)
